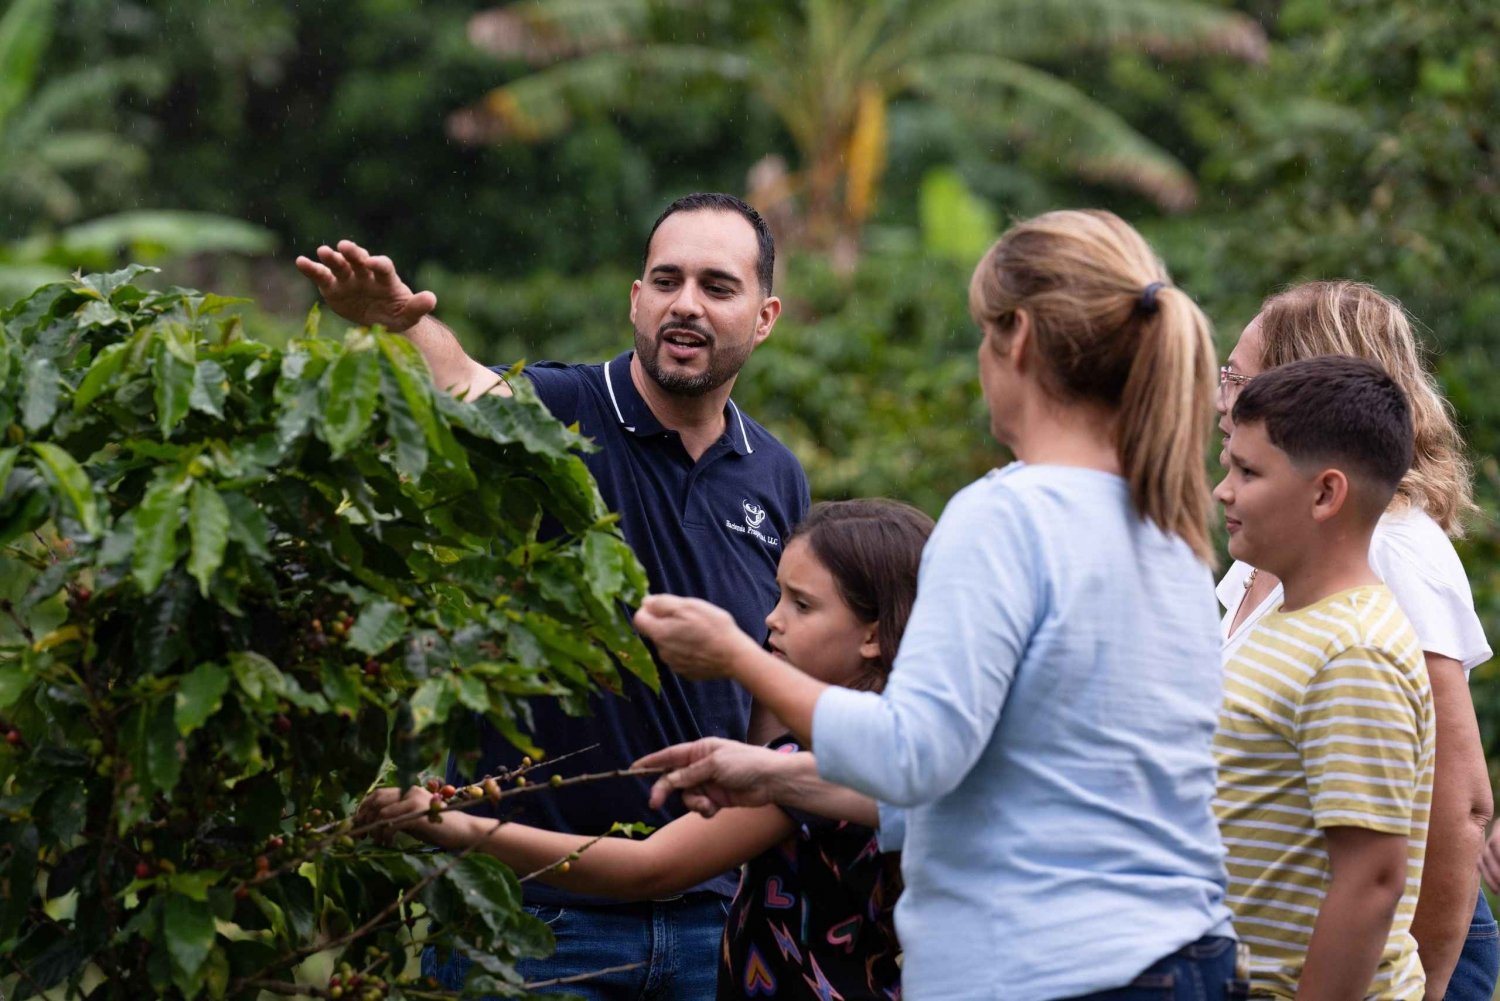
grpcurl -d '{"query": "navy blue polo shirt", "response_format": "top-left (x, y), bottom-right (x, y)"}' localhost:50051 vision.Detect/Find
top-left (449, 350), bottom-right (809, 905)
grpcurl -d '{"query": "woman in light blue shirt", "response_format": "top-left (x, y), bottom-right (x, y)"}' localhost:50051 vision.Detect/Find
top-left (636, 210), bottom-right (1240, 1000)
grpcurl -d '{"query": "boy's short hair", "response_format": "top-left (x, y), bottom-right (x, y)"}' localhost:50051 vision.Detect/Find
top-left (1232, 356), bottom-right (1414, 509)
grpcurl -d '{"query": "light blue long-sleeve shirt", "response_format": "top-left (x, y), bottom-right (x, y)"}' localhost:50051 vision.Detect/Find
top-left (814, 464), bottom-right (1233, 1000)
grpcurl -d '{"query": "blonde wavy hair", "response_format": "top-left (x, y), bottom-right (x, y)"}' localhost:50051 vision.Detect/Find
top-left (1256, 281), bottom-right (1475, 536)
top-left (970, 210), bottom-right (1218, 563)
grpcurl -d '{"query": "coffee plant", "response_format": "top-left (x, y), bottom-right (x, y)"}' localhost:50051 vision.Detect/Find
top-left (0, 267), bottom-right (654, 999)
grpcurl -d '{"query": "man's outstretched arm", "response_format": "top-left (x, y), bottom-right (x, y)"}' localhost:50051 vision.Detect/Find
top-left (294, 240), bottom-right (506, 399)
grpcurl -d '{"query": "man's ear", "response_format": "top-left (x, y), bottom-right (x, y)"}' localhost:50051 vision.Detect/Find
top-left (754, 295), bottom-right (782, 346)
top-left (858, 624), bottom-right (880, 663)
top-left (629, 279), bottom-right (642, 326)
top-left (1309, 468), bottom-right (1351, 523)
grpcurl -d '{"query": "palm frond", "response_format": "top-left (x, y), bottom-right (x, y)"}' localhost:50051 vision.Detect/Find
top-left (450, 44), bottom-right (753, 144)
top-left (0, 159), bottom-right (80, 221)
top-left (26, 132), bottom-right (147, 174)
top-left (15, 58), bottom-right (167, 133)
top-left (54, 211), bottom-right (278, 259)
top-left (0, 0), bottom-right (54, 128)
top-left (893, 0), bottom-right (1266, 70)
top-left (908, 54), bottom-right (1198, 211)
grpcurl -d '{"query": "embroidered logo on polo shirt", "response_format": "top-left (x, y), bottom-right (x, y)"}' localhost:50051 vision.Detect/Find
top-left (725, 499), bottom-right (780, 548)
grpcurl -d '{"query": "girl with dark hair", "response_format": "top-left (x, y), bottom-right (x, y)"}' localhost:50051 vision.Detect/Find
top-left (359, 499), bottom-right (933, 1000)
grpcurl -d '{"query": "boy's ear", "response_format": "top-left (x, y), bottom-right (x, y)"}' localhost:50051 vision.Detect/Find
top-left (858, 624), bottom-right (881, 663)
top-left (1309, 468), bottom-right (1351, 523)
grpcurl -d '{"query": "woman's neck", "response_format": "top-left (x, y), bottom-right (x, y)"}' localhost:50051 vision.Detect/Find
top-left (1009, 400), bottom-right (1121, 474)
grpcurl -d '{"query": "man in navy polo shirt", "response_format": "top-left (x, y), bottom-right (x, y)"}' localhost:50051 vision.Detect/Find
top-left (296, 193), bottom-right (809, 998)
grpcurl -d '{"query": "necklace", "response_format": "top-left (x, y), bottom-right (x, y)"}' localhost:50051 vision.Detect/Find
top-left (1243, 567), bottom-right (1258, 592)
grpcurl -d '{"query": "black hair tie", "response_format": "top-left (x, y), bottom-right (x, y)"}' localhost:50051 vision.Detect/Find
top-left (1137, 281), bottom-right (1167, 314)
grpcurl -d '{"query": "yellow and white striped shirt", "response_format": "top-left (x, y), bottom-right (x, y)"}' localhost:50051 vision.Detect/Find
top-left (1214, 585), bottom-right (1433, 1000)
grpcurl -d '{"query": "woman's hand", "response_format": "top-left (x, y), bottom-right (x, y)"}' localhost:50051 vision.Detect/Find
top-left (636, 738), bottom-right (788, 815)
top-left (633, 595), bottom-right (760, 681)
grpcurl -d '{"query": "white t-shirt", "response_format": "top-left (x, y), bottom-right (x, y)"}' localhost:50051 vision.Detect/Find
top-left (1218, 505), bottom-right (1493, 672)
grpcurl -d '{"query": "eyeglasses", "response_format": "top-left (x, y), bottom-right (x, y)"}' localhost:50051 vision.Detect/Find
top-left (1218, 365), bottom-right (1252, 396)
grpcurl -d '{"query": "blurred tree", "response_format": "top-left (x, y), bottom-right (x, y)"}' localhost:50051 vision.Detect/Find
top-left (0, 0), bottom-right (164, 232)
top-left (454, 0), bottom-right (1267, 262)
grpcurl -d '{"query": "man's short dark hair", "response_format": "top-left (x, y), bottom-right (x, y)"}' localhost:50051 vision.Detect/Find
top-left (644, 192), bottom-right (775, 295)
top-left (1233, 355), bottom-right (1414, 508)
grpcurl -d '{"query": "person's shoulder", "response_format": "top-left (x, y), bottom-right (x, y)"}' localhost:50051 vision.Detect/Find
top-left (518, 358), bottom-right (603, 388)
top-left (1372, 506), bottom-right (1468, 590)
top-left (953, 462), bottom-right (1131, 527)
top-left (514, 360), bottom-right (605, 422)
top-left (1317, 586), bottom-right (1423, 675)
top-left (731, 405), bottom-right (801, 466)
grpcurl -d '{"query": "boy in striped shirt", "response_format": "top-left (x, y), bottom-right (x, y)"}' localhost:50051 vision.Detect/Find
top-left (1213, 356), bottom-right (1432, 1000)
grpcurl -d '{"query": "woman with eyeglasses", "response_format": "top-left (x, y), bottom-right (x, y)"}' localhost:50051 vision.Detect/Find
top-left (1215, 281), bottom-right (1495, 1001)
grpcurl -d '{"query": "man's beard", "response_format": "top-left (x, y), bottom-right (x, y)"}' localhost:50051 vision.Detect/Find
top-left (634, 322), bottom-right (755, 398)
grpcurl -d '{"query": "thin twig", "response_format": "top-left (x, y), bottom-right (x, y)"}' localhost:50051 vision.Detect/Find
top-left (525, 961), bottom-right (647, 990)
top-left (244, 980), bottom-right (327, 998)
top-left (0, 599), bottom-right (35, 642)
top-left (309, 741), bottom-right (602, 837)
top-left (9, 952), bottom-right (52, 1000)
top-left (516, 829), bottom-right (613, 884)
top-left (332, 765), bottom-right (661, 846)
top-left (232, 825), bottom-right (495, 993)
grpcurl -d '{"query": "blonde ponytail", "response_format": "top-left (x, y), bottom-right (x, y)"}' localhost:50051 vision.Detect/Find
top-left (970, 210), bottom-right (1217, 563)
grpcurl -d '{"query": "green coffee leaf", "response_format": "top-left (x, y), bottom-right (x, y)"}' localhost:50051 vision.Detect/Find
top-left (21, 356), bottom-right (59, 431)
top-left (166, 868), bottom-right (225, 903)
top-left (187, 482), bottom-right (230, 595)
top-left (145, 700), bottom-right (184, 794)
top-left (220, 490), bottom-right (269, 558)
top-left (153, 338), bottom-right (194, 437)
top-left (162, 894), bottom-right (216, 995)
top-left (439, 854), bottom-right (520, 937)
top-left (174, 662), bottom-right (229, 737)
top-left (347, 599), bottom-right (408, 656)
top-left (227, 651), bottom-right (283, 704)
top-left (409, 677), bottom-right (456, 733)
top-left (73, 341), bottom-right (131, 410)
top-left (133, 476), bottom-right (186, 591)
top-left (189, 359), bottom-right (229, 418)
top-left (322, 344), bottom-right (380, 457)
top-left (30, 442), bottom-right (102, 536)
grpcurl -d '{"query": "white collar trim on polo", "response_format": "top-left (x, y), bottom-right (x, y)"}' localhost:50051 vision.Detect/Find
top-left (604, 354), bottom-right (754, 454)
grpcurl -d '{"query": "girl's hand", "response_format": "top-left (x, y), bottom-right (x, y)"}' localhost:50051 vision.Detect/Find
top-left (634, 595), bottom-right (760, 681)
top-left (355, 786), bottom-right (445, 846)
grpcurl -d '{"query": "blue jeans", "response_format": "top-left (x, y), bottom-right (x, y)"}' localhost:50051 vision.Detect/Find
top-left (423, 893), bottom-right (729, 1000)
top-left (1061, 936), bottom-right (1247, 1001)
top-left (1445, 893), bottom-right (1500, 1001)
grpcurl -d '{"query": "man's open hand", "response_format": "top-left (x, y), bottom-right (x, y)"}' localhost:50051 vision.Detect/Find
top-left (294, 240), bottom-right (437, 332)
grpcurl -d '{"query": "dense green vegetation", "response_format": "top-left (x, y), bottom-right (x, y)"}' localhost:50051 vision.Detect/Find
top-left (0, 268), bottom-right (654, 997)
